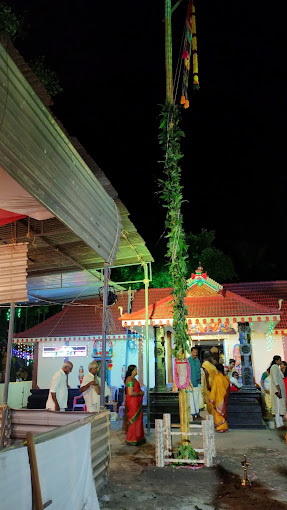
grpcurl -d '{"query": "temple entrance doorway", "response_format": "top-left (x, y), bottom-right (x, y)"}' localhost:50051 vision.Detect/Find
top-left (191, 340), bottom-right (225, 365)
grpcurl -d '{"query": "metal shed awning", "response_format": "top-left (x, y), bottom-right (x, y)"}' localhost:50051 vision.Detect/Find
top-left (0, 39), bottom-right (121, 265)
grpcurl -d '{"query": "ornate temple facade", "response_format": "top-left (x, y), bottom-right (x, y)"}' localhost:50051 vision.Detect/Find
top-left (120, 265), bottom-right (287, 387)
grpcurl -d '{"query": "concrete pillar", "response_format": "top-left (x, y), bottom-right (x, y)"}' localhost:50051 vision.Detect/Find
top-left (238, 323), bottom-right (255, 387)
top-left (166, 331), bottom-right (173, 384)
top-left (154, 326), bottom-right (166, 392)
top-left (137, 337), bottom-right (144, 386)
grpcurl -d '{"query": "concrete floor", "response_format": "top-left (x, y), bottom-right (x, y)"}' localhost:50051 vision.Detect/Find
top-left (98, 419), bottom-right (287, 510)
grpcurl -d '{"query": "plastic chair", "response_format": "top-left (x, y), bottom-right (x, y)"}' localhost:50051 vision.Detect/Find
top-left (108, 386), bottom-right (119, 412)
top-left (141, 386), bottom-right (147, 406)
top-left (118, 402), bottom-right (125, 420)
top-left (72, 394), bottom-right (87, 411)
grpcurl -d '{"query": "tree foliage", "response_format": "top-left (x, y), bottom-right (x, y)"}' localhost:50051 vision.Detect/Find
top-left (0, 3), bottom-right (62, 97)
top-left (29, 57), bottom-right (63, 97)
top-left (0, 2), bottom-right (21, 39)
top-left (112, 228), bottom-right (237, 291)
top-left (186, 229), bottom-right (238, 282)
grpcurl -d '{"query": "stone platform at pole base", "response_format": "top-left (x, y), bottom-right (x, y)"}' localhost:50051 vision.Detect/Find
top-left (227, 387), bottom-right (266, 429)
top-left (150, 390), bottom-right (179, 427)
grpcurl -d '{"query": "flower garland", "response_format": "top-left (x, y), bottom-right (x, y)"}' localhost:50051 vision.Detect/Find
top-left (174, 358), bottom-right (191, 389)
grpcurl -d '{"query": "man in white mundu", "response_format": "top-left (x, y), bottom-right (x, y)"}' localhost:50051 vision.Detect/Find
top-left (80, 362), bottom-right (101, 412)
top-left (46, 361), bottom-right (73, 411)
top-left (187, 347), bottom-right (204, 420)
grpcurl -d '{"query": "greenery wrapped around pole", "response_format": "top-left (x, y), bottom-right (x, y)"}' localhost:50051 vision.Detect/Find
top-left (159, 102), bottom-right (190, 445)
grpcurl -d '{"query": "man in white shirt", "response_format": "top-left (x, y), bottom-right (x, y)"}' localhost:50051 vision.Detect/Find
top-left (80, 361), bottom-right (101, 412)
top-left (46, 361), bottom-right (73, 411)
top-left (80, 361), bottom-right (111, 412)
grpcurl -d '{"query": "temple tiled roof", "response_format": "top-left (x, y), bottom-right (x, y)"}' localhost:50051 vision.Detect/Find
top-left (120, 290), bottom-right (279, 324)
top-left (224, 281), bottom-right (287, 332)
top-left (14, 294), bottom-right (129, 338)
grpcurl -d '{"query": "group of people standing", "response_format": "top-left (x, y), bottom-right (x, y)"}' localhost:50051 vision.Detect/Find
top-left (46, 361), bottom-right (110, 412)
top-left (261, 355), bottom-right (287, 428)
top-left (46, 352), bottom-right (287, 448)
top-left (187, 348), bottom-right (240, 433)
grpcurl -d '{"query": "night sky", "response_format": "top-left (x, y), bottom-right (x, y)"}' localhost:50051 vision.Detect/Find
top-left (5, 0), bottom-right (287, 281)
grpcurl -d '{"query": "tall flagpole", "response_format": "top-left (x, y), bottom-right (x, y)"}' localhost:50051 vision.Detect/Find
top-left (100, 262), bottom-right (109, 408)
top-left (164, 0), bottom-right (190, 445)
top-left (143, 263), bottom-right (150, 435)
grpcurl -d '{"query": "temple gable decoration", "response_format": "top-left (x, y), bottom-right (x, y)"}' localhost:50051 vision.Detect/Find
top-left (186, 263), bottom-right (223, 297)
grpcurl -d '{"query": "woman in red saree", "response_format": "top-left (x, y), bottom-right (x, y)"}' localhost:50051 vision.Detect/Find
top-left (125, 365), bottom-right (145, 446)
top-left (209, 363), bottom-right (230, 432)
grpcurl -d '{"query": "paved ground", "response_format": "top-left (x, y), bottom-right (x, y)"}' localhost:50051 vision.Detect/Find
top-left (98, 419), bottom-right (287, 510)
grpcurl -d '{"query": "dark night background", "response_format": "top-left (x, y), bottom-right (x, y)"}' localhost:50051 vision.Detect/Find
top-left (4, 0), bottom-right (287, 282)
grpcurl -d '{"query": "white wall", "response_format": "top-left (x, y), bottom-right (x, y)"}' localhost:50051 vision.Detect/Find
top-left (283, 335), bottom-right (287, 361)
top-left (109, 336), bottom-right (155, 389)
top-left (36, 337), bottom-right (156, 391)
top-left (251, 331), bottom-right (284, 385)
top-left (109, 339), bottom-right (127, 388)
top-left (0, 381), bottom-right (32, 408)
top-left (142, 338), bottom-right (155, 389)
top-left (37, 341), bottom-right (92, 389)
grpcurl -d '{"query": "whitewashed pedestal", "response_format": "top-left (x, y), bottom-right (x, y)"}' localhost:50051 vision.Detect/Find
top-left (155, 413), bottom-right (216, 468)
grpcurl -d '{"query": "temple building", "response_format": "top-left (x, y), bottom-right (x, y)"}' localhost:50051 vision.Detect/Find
top-left (13, 265), bottom-right (287, 392)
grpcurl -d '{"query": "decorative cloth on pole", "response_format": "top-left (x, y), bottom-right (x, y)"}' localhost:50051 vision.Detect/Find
top-left (0, 242), bottom-right (28, 303)
top-left (181, 1), bottom-right (199, 109)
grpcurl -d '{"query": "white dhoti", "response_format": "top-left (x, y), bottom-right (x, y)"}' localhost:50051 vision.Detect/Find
top-left (86, 403), bottom-right (99, 413)
top-left (188, 386), bottom-right (204, 416)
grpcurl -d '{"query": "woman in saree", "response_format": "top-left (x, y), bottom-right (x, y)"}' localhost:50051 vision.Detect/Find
top-left (125, 365), bottom-right (145, 446)
top-left (209, 363), bottom-right (230, 432)
top-left (202, 351), bottom-right (218, 415)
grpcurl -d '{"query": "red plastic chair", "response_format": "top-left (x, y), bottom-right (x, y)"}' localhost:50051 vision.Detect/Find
top-left (72, 394), bottom-right (87, 411)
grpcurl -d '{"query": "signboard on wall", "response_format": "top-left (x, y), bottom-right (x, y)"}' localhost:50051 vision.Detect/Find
top-left (42, 345), bottom-right (88, 358)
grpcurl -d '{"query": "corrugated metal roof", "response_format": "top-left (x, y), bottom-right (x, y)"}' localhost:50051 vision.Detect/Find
top-left (26, 270), bottom-right (124, 304)
top-left (0, 40), bottom-right (122, 265)
top-left (0, 243), bottom-right (28, 303)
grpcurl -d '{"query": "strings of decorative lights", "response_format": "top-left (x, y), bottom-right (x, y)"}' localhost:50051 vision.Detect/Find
top-left (266, 323), bottom-right (275, 351)
top-left (12, 344), bottom-right (34, 365)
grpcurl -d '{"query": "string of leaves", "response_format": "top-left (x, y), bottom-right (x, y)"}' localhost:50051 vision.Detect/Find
top-left (158, 102), bottom-right (190, 357)
top-left (174, 444), bottom-right (198, 465)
